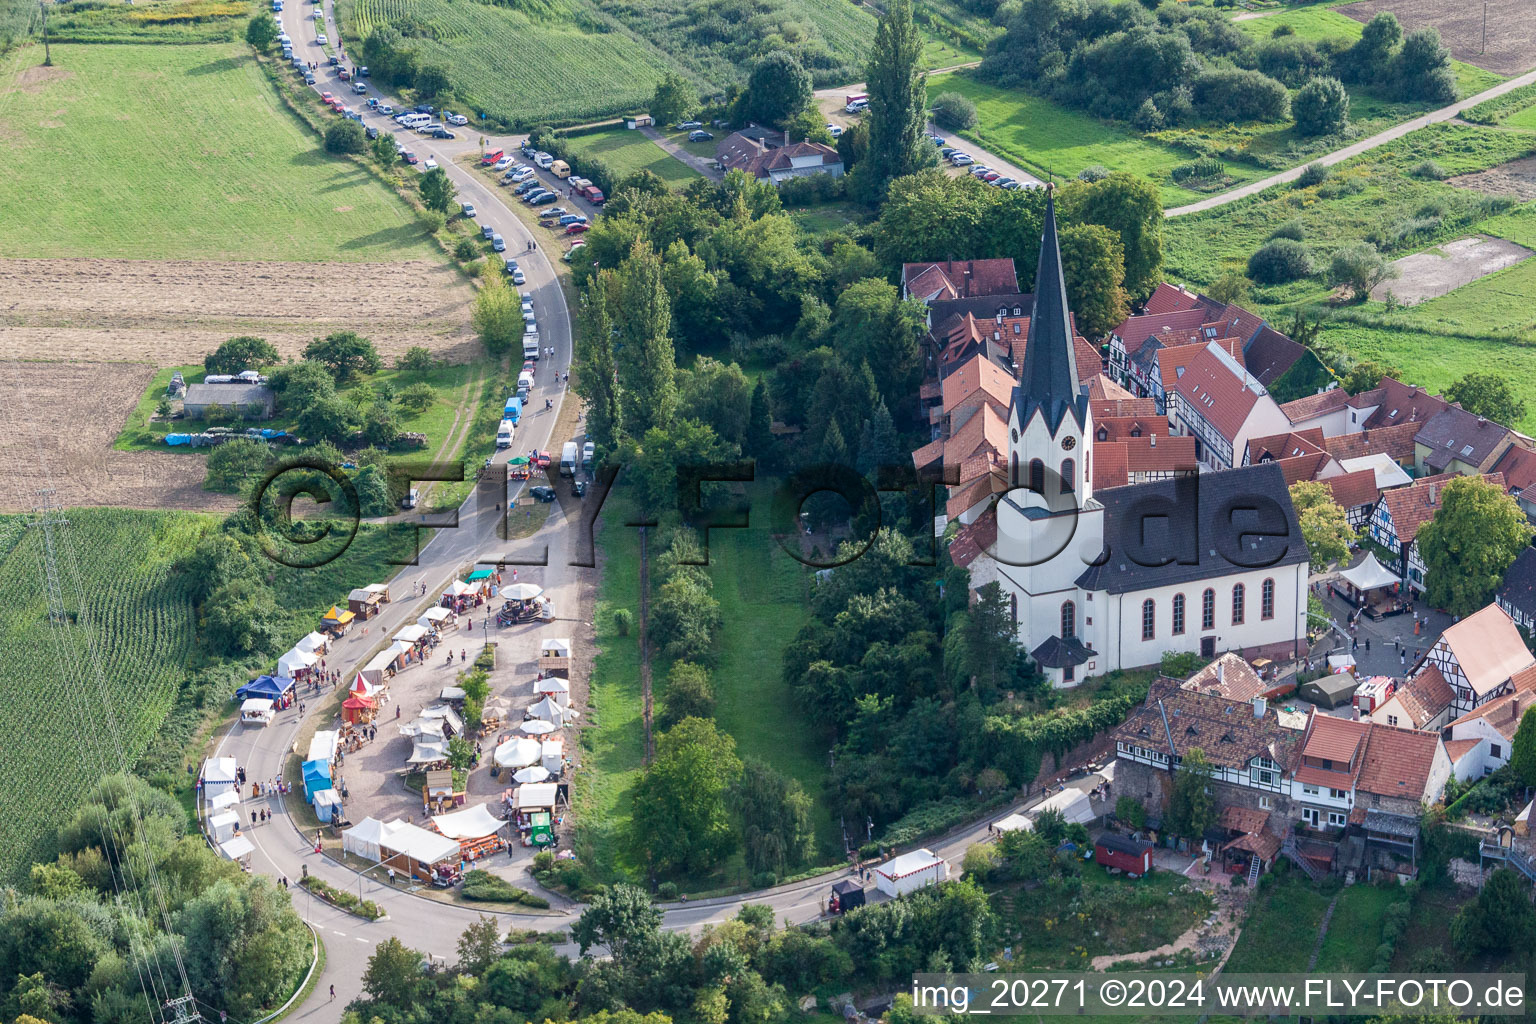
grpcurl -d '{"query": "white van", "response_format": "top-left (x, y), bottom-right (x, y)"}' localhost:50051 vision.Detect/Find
top-left (560, 441), bottom-right (578, 477)
top-left (402, 486), bottom-right (420, 510)
top-left (400, 113), bottom-right (431, 129)
top-left (517, 370), bottom-right (534, 396)
top-left (533, 152), bottom-right (554, 169)
top-left (496, 419), bottom-right (515, 449)
top-left (523, 334), bottom-right (539, 360)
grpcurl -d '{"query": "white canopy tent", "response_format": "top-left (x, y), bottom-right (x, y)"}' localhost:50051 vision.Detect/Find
top-left (1339, 552), bottom-right (1401, 592)
top-left (993, 812), bottom-right (1032, 833)
top-left (996, 789), bottom-right (1096, 832)
top-left (240, 698), bottom-right (275, 725)
top-left (400, 717), bottom-right (447, 740)
top-left (540, 637), bottom-right (571, 658)
top-left (294, 631), bottom-right (329, 655)
top-left (277, 647), bottom-right (317, 676)
top-left (502, 582), bottom-right (543, 600)
top-left (208, 789), bottom-right (241, 813)
top-left (343, 816), bottom-right (400, 862)
top-left (208, 811), bottom-right (239, 842)
top-left (440, 686), bottom-right (466, 701)
top-left (364, 583), bottom-right (390, 598)
top-left (308, 730), bottom-right (339, 764)
top-left (445, 579), bottom-right (473, 598)
top-left (420, 704), bottom-right (464, 735)
top-left (431, 803), bottom-right (506, 840)
top-left (201, 757), bottom-right (238, 793)
top-left (529, 695), bottom-right (576, 722)
top-left (513, 782), bottom-right (558, 810)
top-left (520, 719), bottom-right (556, 736)
top-left (534, 676), bottom-right (570, 695)
top-left (494, 738), bottom-right (541, 768)
top-left (513, 766), bottom-right (550, 783)
top-left (380, 823), bottom-right (461, 868)
top-left (407, 739), bottom-right (451, 764)
top-left (218, 836), bottom-right (254, 864)
top-left (394, 624), bottom-right (429, 644)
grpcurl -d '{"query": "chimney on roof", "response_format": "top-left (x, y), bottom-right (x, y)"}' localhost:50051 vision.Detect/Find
top-left (1253, 696), bottom-right (1267, 719)
top-left (1150, 435), bottom-right (1157, 447)
top-left (1479, 417), bottom-right (1487, 427)
top-left (1427, 484), bottom-right (1437, 506)
top-left (1218, 659), bottom-right (1226, 683)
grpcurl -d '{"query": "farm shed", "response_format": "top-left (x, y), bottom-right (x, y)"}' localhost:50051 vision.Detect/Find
top-left (1094, 833), bottom-right (1154, 875)
top-left (874, 849), bottom-right (948, 897)
top-left (183, 382), bottom-right (275, 420)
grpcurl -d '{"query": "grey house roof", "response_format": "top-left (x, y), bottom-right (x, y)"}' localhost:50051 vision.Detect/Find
top-left (1074, 461), bottom-right (1309, 594)
top-left (1497, 546), bottom-right (1536, 617)
top-left (183, 382), bottom-right (274, 407)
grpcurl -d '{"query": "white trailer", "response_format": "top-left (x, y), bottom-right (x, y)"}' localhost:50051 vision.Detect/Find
top-left (873, 848), bottom-right (948, 898)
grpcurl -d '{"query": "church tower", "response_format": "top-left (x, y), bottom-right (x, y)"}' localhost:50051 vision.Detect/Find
top-left (995, 185), bottom-right (1104, 683)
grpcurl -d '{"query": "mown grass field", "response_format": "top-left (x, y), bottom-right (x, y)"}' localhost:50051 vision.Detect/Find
top-left (1223, 871), bottom-right (1333, 973)
top-left (925, 73), bottom-right (1253, 205)
top-left (1313, 883), bottom-right (1399, 971)
top-left (580, 490), bottom-right (828, 886)
top-left (0, 509), bottom-right (204, 881)
top-left (561, 127), bottom-right (700, 187)
top-left (0, 43), bottom-right (442, 261)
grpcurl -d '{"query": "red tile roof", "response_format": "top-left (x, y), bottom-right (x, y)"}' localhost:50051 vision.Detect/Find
top-left (903, 259), bottom-right (1020, 301)
top-left (948, 510), bottom-right (997, 568)
top-left (1008, 325), bottom-right (1099, 385)
top-left (1247, 428), bottom-right (1327, 464)
top-left (1182, 653), bottom-right (1267, 701)
top-left (1169, 343), bottom-right (1270, 443)
top-left (1301, 713), bottom-right (1369, 765)
top-left (1492, 442), bottom-right (1536, 496)
top-left (1093, 442), bottom-right (1130, 490)
top-left (1122, 434), bottom-right (1198, 473)
top-left (1092, 397), bottom-right (1159, 419)
top-left (1378, 473), bottom-right (1504, 547)
top-left (1447, 687), bottom-right (1536, 740)
top-left (1087, 375), bottom-right (1137, 402)
top-left (1323, 422), bottom-right (1420, 464)
top-left (940, 354), bottom-right (1015, 418)
top-left (1362, 377), bottom-right (1450, 430)
top-left (1438, 602), bottom-right (1535, 698)
top-left (1280, 388), bottom-right (1351, 424)
top-left (1144, 282), bottom-right (1207, 315)
top-left (1355, 724), bottom-right (1442, 801)
top-left (1095, 416), bottom-right (1169, 442)
top-left (947, 470), bottom-right (1006, 520)
top-left (1444, 738), bottom-right (1482, 762)
top-left (1393, 666), bottom-right (1454, 729)
top-left (1325, 469), bottom-right (1380, 511)
top-left (1114, 308), bottom-right (1212, 357)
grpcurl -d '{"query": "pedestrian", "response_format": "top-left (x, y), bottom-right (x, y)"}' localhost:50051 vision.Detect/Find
top-left (1352, 637), bottom-right (1358, 651)
top-left (1365, 638), bottom-right (1371, 652)
top-left (388, 866), bottom-right (396, 885)
top-left (330, 986), bottom-right (336, 1002)
top-left (396, 704), bottom-right (402, 719)
top-left (1400, 650), bottom-right (1406, 668)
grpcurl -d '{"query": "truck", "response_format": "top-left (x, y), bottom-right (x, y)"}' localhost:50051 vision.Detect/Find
top-left (495, 419), bottom-right (515, 449)
top-left (844, 93), bottom-right (868, 113)
top-left (559, 442), bottom-right (578, 477)
top-left (523, 332), bottom-right (539, 360)
top-left (503, 396), bottom-right (522, 424)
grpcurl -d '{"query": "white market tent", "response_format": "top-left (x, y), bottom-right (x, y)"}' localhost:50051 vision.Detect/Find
top-left (208, 789), bottom-right (241, 813)
top-left (421, 606), bottom-right (452, 623)
top-left (502, 582), bottom-right (543, 600)
top-left (401, 716), bottom-right (447, 740)
top-left (208, 811), bottom-right (239, 842)
top-left (420, 704), bottom-right (464, 734)
top-left (993, 812), bottom-right (1032, 833)
top-left (540, 637), bottom-right (571, 658)
top-left (530, 695), bottom-right (576, 722)
top-left (445, 579), bottom-right (473, 598)
top-left (407, 739), bottom-right (451, 764)
top-left (240, 698), bottom-right (275, 725)
top-left (513, 782), bottom-right (558, 810)
top-left (540, 739), bottom-right (563, 774)
top-left (365, 583), bottom-right (390, 598)
top-left (432, 803), bottom-right (505, 840)
top-left (534, 676), bottom-right (570, 695)
top-left (202, 757), bottom-right (238, 793)
top-left (277, 647), bottom-right (318, 676)
top-left (308, 730), bottom-right (339, 764)
top-left (313, 789), bottom-right (342, 821)
top-left (218, 836), bottom-right (254, 864)
top-left (343, 816), bottom-right (399, 862)
top-left (520, 719), bottom-right (556, 736)
top-left (1339, 552), bottom-right (1400, 592)
top-left (440, 686), bottom-right (467, 702)
top-left (1039, 787), bottom-right (1096, 825)
top-left (394, 624), bottom-right (429, 644)
top-left (513, 766), bottom-right (550, 783)
top-left (380, 822), bottom-right (461, 870)
top-left (495, 738), bottom-right (541, 768)
top-left (294, 631), bottom-right (329, 655)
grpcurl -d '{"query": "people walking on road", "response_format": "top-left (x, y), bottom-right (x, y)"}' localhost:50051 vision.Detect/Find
top-left (388, 867), bottom-right (396, 885)
top-left (329, 986), bottom-right (335, 1002)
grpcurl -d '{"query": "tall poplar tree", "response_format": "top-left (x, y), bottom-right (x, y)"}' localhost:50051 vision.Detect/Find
top-left (615, 242), bottom-right (678, 437)
top-left (858, 0), bottom-right (934, 202)
top-left (573, 272), bottom-right (622, 451)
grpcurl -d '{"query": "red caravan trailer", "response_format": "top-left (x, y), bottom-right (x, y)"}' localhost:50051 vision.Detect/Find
top-left (1094, 833), bottom-right (1154, 876)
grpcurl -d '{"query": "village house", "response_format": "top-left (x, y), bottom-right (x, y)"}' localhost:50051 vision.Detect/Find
top-left (902, 258), bottom-right (1020, 304)
top-left (1491, 443), bottom-right (1536, 526)
top-left (1496, 546), bottom-right (1536, 631)
top-left (1166, 342), bottom-right (1292, 470)
top-left (1413, 406), bottom-right (1525, 477)
top-left (1368, 473), bottom-right (1504, 593)
top-left (1421, 603), bottom-right (1536, 718)
top-left (1279, 388), bottom-right (1354, 437)
top-left (1323, 422), bottom-right (1422, 474)
top-left (1358, 664), bottom-right (1456, 732)
top-left (715, 128), bottom-right (843, 185)
top-left (1443, 681), bottom-right (1536, 780)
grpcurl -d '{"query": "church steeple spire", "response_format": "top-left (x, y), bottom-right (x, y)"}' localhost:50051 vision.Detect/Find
top-left (1016, 185), bottom-right (1087, 434)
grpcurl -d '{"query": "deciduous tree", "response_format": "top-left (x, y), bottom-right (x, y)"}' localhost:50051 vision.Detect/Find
top-left (615, 242), bottom-right (678, 436)
top-left (1289, 480), bottom-right (1356, 571)
top-left (1328, 241), bottom-right (1395, 301)
top-left (205, 335), bottom-right (279, 375)
top-left (1166, 747), bottom-right (1216, 839)
top-left (1418, 475), bottom-right (1533, 615)
top-left (304, 330), bottom-right (381, 383)
top-left (419, 166), bottom-right (456, 213)
top-left (362, 936), bottom-right (424, 1008)
top-left (630, 719), bottom-right (744, 875)
top-left (324, 119), bottom-right (366, 155)
top-left (205, 438), bottom-right (272, 493)
top-left (1292, 75), bottom-right (1349, 136)
top-left (1447, 371), bottom-right (1527, 427)
top-left (472, 267), bottom-right (524, 358)
top-left (660, 661), bottom-right (715, 727)
top-left (1452, 867), bottom-right (1535, 955)
top-left (574, 271), bottom-right (623, 450)
top-left (1059, 221), bottom-right (1128, 339)
top-left (733, 758), bottom-right (816, 876)
top-left (1510, 707), bottom-right (1536, 788)
top-left (651, 71), bottom-right (698, 125)
top-left (246, 12), bottom-right (277, 51)
top-left (738, 51), bottom-right (812, 128)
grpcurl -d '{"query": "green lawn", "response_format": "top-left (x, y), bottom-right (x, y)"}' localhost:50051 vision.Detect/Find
top-left (562, 128), bottom-right (700, 188)
top-left (1502, 104), bottom-right (1536, 131)
top-left (0, 43), bottom-right (441, 261)
top-left (1313, 884), bottom-right (1400, 971)
top-left (925, 73), bottom-right (1252, 205)
top-left (1223, 871), bottom-right (1332, 973)
top-left (787, 202), bottom-right (868, 235)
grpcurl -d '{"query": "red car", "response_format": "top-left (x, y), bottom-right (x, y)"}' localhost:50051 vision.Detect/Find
top-left (521, 360), bottom-right (537, 379)
top-left (565, 222), bottom-right (590, 235)
top-left (982, 170), bottom-right (1001, 182)
top-left (480, 148), bottom-right (504, 166)
top-left (321, 91), bottom-right (335, 103)
top-left (403, 151), bottom-right (419, 164)
top-left (338, 67), bottom-right (351, 80)
top-left (528, 449), bottom-right (552, 469)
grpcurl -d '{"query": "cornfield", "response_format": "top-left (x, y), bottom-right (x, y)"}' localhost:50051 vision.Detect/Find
top-left (0, 509), bottom-right (202, 882)
top-left (342, 0), bottom-right (680, 125)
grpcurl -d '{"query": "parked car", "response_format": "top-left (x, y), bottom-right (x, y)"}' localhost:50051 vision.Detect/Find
top-left (530, 192), bottom-right (558, 205)
top-left (565, 222), bottom-right (590, 235)
top-left (557, 214), bottom-right (586, 226)
top-left (431, 128), bottom-right (455, 139)
top-left (414, 104), bottom-right (434, 114)
top-left (940, 146), bottom-right (955, 158)
top-left (688, 129), bottom-right (713, 141)
top-left (365, 126), bottom-right (379, 140)
top-left (950, 153), bottom-right (973, 166)
top-left (512, 168), bottom-right (534, 181)
top-left (377, 103), bottom-right (394, 115)
top-left (357, 66), bottom-right (369, 76)
top-left (513, 181), bottom-right (537, 195)
top-left (676, 120), bottom-right (703, 130)
top-left (970, 165), bottom-right (990, 177)
top-left (352, 82), bottom-right (367, 94)
top-left (982, 170), bottom-right (1000, 182)
top-left (493, 156), bottom-right (513, 170)
top-left (512, 269), bottom-right (525, 285)
top-left (504, 257), bottom-right (519, 275)
top-left (461, 203), bottom-right (477, 218)
top-left (491, 234), bottom-right (506, 252)
top-left (827, 124), bottom-right (844, 138)
top-left (320, 91), bottom-right (334, 103)
top-left (530, 486), bottom-right (557, 502)
top-left (423, 156), bottom-right (438, 169)
top-left (303, 73), bottom-right (315, 84)
top-left (337, 67), bottom-right (350, 80)
top-left (482, 224), bottom-right (496, 239)
top-left (316, 32), bottom-right (327, 43)
top-left (328, 55), bottom-right (340, 66)
top-left (572, 480), bottom-right (588, 498)
top-left (402, 151), bottom-right (418, 164)
top-left (447, 113), bottom-right (468, 126)
top-left (523, 189), bottom-right (550, 203)
top-left (521, 299), bottom-right (533, 316)
top-left (417, 122), bottom-right (445, 135)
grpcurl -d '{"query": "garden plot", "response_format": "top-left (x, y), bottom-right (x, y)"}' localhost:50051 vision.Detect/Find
top-left (1371, 234), bottom-right (1533, 304)
top-left (1450, 154), bottom-right (1536, 201)
top-left (1338, 0), bottom-right (1535, 75)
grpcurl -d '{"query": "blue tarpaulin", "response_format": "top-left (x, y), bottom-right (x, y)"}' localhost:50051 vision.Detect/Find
top-left (165, 434), bottom-right (192, 446)
top-left (302, 759), bottom-right (333, 802)
top-left (235, 675), bottom-right (294, 701)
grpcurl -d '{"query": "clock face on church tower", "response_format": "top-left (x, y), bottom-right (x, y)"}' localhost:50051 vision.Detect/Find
top-left (1061, 436), bottom-right (1077, 451)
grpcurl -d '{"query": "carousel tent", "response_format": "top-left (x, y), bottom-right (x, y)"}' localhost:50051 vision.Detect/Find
top-left (201, 757), bottom-right (238, 793)
top-left (394, 624), bottom-right (429, 644)
top-left (521, 720), bottom-right (556, 735)
top-left (341, 693), bottom-right (377, 724)
top-left (235, 675), bottom-right (291, 701)
top-left (218, 836), bottom-right (254, 864)
top-left (314, 788), bottom-right (343, 822)
top-left (277, 647), bottom-right (317, 677)
top-left (351, 674), bottom-right (380, 698)
top-left (294, 631), bottom-right (329, 654)
top-left (308, 730), bottom-right (339, 765)
top-left (343, 817), bottom-right (401, 862)
top-left (1339, 553), bottom-right (1400, 592)
top-left (501, 582), bottom-right (542, 600)
top-left (208, 789), bottom-right (241, 813)
top-left (494, 738), bottom-right (541, 768)
top-left (431, 803), bottom-right (505, 840)
top-left (513, 782), bottom-right (558, 811)
top-left (513, 766), bottom-right (550, 783)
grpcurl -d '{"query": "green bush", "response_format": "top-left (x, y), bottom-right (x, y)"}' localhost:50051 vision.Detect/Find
top-left (324, 119), bottom-right (366, 155)
top-left (1294, 162), bottom-right (1331, 188)
top-left (656, 881), bottom-right (679, 900)
top-left (454, 238), bottom-right (479, 260)
top-left (613, 607), bottom-right (633, 636)
top-left (461, 868), bottom-right (548, 906)
top-left (1248, 238), bottom-right (1314, 284)
top-left (1077, 164), bottom-right (1110, 182)
top-left (752, 871), bottom-right (777, 889)
top-left (930, 91), bottom-right (978, 130)
top-left (1268, 219), bottom-right (1306, 242)
top-left (532, 850), bottom-right (555, 872)
top-left (1410, 158), bottom-right (1447, 179)
top-left (1170, 156), bottom-right (1225, 183)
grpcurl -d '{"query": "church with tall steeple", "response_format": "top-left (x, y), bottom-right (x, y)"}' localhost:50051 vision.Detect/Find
top-left (967, 188), bottom-right (1313, 686)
